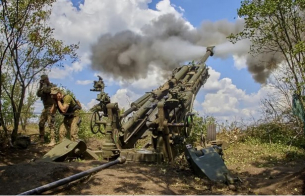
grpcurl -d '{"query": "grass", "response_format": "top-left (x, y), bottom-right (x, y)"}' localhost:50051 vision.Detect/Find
top-left (223, 132), bottom-right (305, 168)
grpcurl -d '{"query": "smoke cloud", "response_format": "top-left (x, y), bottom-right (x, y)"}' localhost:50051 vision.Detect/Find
top-left (90, 13), bottom-right (283, 83)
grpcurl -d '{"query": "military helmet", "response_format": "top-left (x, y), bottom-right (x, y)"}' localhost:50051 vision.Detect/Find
top-left (50, 87), bottom-right (61, 95)
top-left (40, 74), bottom-right (48, 80)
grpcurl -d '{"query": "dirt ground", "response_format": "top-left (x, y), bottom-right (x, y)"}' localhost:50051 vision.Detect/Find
top-left (0, 138), bottom-right (304, 195)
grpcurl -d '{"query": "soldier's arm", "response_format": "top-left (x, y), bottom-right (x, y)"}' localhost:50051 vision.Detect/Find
top-left (36, 89), bottom-right (43, 97)
top-left (57, 95), bottom-right (73, 113)
top-left (42, 85), bottom-right (52, 94)
top-left (57, 100), bottom-right (69, 113)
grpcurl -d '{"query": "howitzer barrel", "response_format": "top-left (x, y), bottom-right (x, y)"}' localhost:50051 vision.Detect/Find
top-left (120, 46), bottom-right (214, 150)
top-left (173, 65), bottom-right (189, 81)
top-left (200, 46), bottom-right (214, 63)
top-left (122, 82), bottom-right (172, 141)
top-left (122, 97), bottom-right (155, 133)
top-left (18, 157), bottom-right (126, 195)
top-left (122, 93), bottom-right (151, 117)
top-left (187, 47), bottom-right (213, 88)
top-left (188, 63), bottom-right (207, 86)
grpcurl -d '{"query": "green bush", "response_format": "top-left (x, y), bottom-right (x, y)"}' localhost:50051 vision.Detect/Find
top-left (78, 111), bottom-right (104, 141)
top-left (240, 122), bottom-right (305, 149)
top-left (51, 110), bottom-right (104, 142)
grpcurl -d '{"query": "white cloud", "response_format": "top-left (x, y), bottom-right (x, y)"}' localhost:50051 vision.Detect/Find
top-left (48, 53), bottom-right (90, 79)
top-left (178, 6), bottom-right (185, 13)
top-left (233, 55), bottom-right (247, 70)
top-left (200, 68), bottom-right (274, 123)
top-left (204, 67), bottom-right (232, 93)
top-left (49, 0), bottom-right (182, 50)
top-left (76, 80), bottom-right (93, 85)
top-left (85, 99), bottom-right (99, 111)
top-left (156, 0), bottom-right (182, 17)
top-left (111, 88), bottom-right (140, 109)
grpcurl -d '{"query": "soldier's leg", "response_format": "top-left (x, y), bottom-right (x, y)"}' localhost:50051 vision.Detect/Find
top-left (46, 113), bottom-right (56, 145)
top-left (38, 109), bottom-right (48, 142)
top-left (70, 116), bottom-right (80, 141)
top-left (58, 119), bottom-right (68, 143)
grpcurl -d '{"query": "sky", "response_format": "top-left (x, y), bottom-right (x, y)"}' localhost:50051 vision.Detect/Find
top-left (34, 0), bottom-right (274, 124)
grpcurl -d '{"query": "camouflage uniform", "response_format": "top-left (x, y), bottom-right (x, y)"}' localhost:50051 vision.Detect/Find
top-left (36, 75), bottom-right (55, 143)
top-left (50, 87), bottom-right (81, 142)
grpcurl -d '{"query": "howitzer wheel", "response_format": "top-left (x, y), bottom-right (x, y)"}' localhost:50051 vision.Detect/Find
top-left (184, 112), bottom-right (194, 138)
top-left (90, 111), bottom-right (106, 134)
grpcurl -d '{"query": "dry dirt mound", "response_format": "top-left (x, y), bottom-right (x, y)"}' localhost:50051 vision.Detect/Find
top-left (0, 159), bottom-right (241, 195)
top-left (0, 143), bottom-right (304, 195)
top-left (0, 161), bottom-right (83, 195)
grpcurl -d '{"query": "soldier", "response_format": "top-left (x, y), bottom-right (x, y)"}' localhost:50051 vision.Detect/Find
top-left (50, 87), bottom-right (81, 142)
top-left (36, 74), bottom-right (56, 145)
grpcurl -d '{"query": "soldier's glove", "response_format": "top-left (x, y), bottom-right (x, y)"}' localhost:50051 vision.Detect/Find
top-left (42, 85), bottom-right (51, 93)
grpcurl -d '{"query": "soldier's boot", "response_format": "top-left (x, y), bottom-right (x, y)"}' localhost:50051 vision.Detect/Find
top-left (46, 139), bottom-right (56, 147)
top-left (46, 128), bottom-right (56, 146)
top-left (46, 129), bottom-right (56, 147)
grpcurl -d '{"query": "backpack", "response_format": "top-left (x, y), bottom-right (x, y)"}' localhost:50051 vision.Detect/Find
top-left (74, 98), bottom-right (82, 110)
top-left (70, 95), bottom-right (82, 110)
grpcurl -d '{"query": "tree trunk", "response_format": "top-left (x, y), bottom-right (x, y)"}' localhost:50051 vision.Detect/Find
top-left (11, 115), bottom-right (19, 143)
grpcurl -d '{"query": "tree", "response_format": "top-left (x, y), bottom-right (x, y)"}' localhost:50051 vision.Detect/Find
top-left (20, 87), bottom-right (38, 131)
top-left (230, 0), bottom-right (305, 130)
top-left (260, 66), bottom-right (295, 122)
top-left (0, 0), bottom-right (79, 143)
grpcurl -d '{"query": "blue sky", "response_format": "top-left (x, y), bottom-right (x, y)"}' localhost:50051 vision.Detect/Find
top-left (34, 0), bottom-right (271, 123)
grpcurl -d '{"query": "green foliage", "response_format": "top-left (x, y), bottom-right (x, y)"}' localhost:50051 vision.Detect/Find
top-left (229, 0), bottom-right (305, 134)
top-left (50, 110), bottom-right (104, 142)
top-left (240, 122), bottom-right (305, 148)
top-left (229, 0), bottom-right (305, 83)
top-left (50, 86), bottom-right (104, 141)
top-left (225, 140), bottom-right (305, 168)
top-left (0, 0), bottom-right (79, 142)
top-left (185, 114), bottom-right (216, 146)
top-left (0, 74), bottom-right (37, 131)
top-left (0, 74), bottom-right (14, 127)
top-left (224, 122), bottom-right (305, 168)
top-left (20, 88), bottom-right (39, 131)
top-left (78, 111), bottom-right (104, 141)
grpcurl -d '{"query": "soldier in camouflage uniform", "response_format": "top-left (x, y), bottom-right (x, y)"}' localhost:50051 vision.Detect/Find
top-left (36, 75), bottom-right (56, 145)
top-left (50, 87), bottom-right (81, 142)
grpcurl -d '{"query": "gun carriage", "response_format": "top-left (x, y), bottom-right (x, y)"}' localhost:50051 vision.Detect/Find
top-left (89, 47), bottom-right (214, 162)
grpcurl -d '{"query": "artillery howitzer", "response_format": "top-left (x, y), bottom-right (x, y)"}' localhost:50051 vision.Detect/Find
top-left (87, 46), bottom-right (238, 183)
top-left (39, 46), bottom-right (239, 186)
top-left (89, 47), bottom-right (214, 162)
